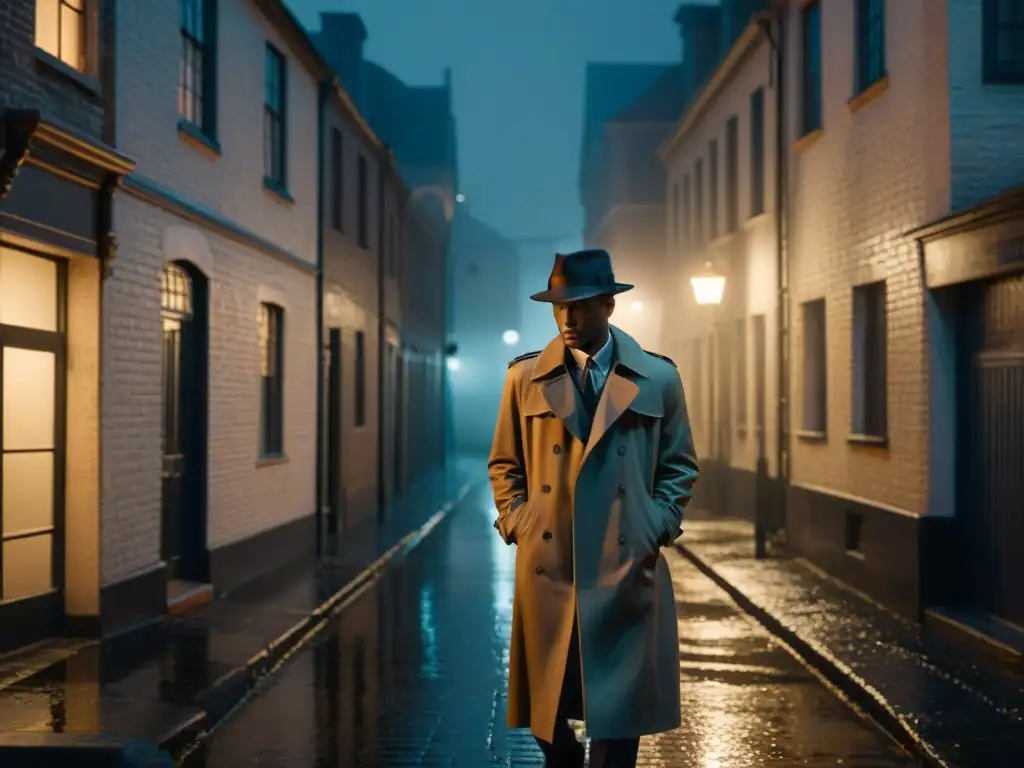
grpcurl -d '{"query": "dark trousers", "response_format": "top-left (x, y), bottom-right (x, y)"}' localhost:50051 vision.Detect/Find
top-left (535, 626), bottom-right (641, 768)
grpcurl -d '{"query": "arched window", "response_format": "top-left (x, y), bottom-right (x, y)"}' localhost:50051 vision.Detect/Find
top-left (161, 263), bottom-right (192, 319)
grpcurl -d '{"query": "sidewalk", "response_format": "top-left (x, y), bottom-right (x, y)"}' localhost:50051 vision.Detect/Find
top-left (677, 515), bottom-right (1024, 767)
top-left (0, 457), bottom-right (483, 763)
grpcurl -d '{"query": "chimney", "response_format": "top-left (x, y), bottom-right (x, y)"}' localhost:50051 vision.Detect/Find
top-left (673, 3), bottom-right (722, 97)
top-left (719, 0), bottom-right (770, 52)
top-left (316, 12), bottom-right (368, 110)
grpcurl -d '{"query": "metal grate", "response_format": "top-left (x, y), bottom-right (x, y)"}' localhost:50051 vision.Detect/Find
top-left (161, 263), bottom-right (192, 319)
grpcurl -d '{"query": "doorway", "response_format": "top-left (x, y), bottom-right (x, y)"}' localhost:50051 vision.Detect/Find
top-left (0, 247), bottom-right (66, 651)
top-left (326, 328), bottom-right (344, 536)
top-left (959, 273), bottom-right (1024, 627)
top-left (160, 261), bottom-right (208, 582)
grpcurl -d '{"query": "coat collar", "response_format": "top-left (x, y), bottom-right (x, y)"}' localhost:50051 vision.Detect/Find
top-left (530, 325), bottom-right (654, 382)
top-left (527, 326), bottom-right (661, 462)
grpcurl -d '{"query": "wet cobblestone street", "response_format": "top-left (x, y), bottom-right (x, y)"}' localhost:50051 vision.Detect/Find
top-left (185, 485), bottom-right (919, 767)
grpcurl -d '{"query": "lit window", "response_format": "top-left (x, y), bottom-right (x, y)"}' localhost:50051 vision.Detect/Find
top-left (259, 303), bottom-right (284, 456)
top-left (35, 0), bottom-right (86, 72)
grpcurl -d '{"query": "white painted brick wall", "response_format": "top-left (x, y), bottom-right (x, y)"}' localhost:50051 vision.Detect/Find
top-left (104, 196), bottom-right (317, 585)
top-left (662, 37), bottom-right (779, 476)
top-left (113, 0), bottom-right (319, 266)
top-left (947, 0), bottom-right (1024, 210)
top-left (782, 0), bottom-right (950, 516)
top-left (103, 0), bottom-right (321, 585)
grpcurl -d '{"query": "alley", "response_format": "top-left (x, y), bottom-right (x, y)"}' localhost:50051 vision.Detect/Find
top-left (182, 483), bottom-right (918, 767)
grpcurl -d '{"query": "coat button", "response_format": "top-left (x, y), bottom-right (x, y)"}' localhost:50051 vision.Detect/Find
top-left (541, 484), bottom-right (551, 493)
top-left (543, 531), bottom-right (552, 541)
top-left (534, 566), bottom-right (545, 575)
top-left (618, 534), bottom-right (626, 545)
top-left (618, 444), bottom-right (626, 456)
top-left (553, 445), bottom-right (562, 455)
top-left (617, 485), bottom-right (626, 496)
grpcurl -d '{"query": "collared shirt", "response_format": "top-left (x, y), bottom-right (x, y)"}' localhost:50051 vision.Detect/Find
top-left (568, 331), bottom-right (613, 396)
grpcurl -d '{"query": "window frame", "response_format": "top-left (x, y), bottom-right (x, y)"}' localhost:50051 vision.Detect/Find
top-left (178, 0), bottom-right (218, 140)
top-left (693, 159), bottom-right (704, 246)
top-left (854, 0), bottom-right (886, 94)
top-left (263, 43), bottom-right (288, 190)
top-left (800, 298), bottom-right (827, 436)
top-left (35, 0), bottom-right (89, 73)
top-left (724, 116), bottom-right (739, 234)
top-left (708, 138), bottom-right (719, 240)
top-left (800, 0), bottom-right (823, 135)
top-left (734, 317), bottom-right (748, 430)
top-left (671, 182), bottom-right (680, 249)
top-left (354, 330), bottom-right (366, 426)
top-left (330, 127), bottom-right (343, 231)
top-left (258, 302), bottom-right (285, 458)
top-left (357, 155), bottom-right (369, 249)
top-left (749, 87), bottom-right (765, 218)
top-left (851, 281), bottom-right (888, 440)
top-left (681, 174), bottom-right (691, 253)
top-left (983, 0), bottom-right (1024, 84)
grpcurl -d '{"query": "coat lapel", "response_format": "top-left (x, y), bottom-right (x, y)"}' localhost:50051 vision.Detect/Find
top-left (540, 373), bottom-right (589, 444)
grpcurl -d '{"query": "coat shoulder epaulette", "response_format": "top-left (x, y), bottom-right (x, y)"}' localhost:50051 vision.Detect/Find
top-left (508, 350), bottom-right (541, 369)
top-left (644, 350), bottom-right (677, 368)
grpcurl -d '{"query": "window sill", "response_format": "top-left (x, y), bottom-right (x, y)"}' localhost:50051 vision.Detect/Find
top-left (845, 549), bottom-right (866, 561)
top-left (256, 454), bottom-right (289, 468)
top-left (178, 119), bottom-right (221, 159)
top-left (263, 177), bottom-right (295, 205)
top-left (745, 211), bottom-right (769, 228)
top-left (793, 128), bottom-right (823, 154)
top-left (849, 74), bottom-right (889, 114)
top-left (847, 433), bottom-right (888, 448)
top-left (708, 230), bottom-right (738, 249)
top-left (796, 429), bottom-right (827, 444)
top-left (35, 48), bottom-right (102, 100)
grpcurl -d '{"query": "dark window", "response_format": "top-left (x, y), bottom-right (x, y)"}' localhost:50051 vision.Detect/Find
top-left (672, 182), bottom-right (680, 248)
top-left (852, 281), bottom-right (887, 438)
top-left (263, 44), bottom-right (286, 187)
top-left (330, 128), bottom-right (343, 231)
top-left (855, 0), bottom-right (886, 93)
top-left (179, 0), bottom-right (217, 138)
top-left (752, 314), bottom-right (767, 437)
top-left (388, 216), bottom-right (399, 278)
top-left (357, 155), bottom-right (369, 249)
top-left (691, 338), bottom-right (702, 434)
top-left (735, 317), bottom-right (748, 428)
top-left (750, 87), bottom-right (765, 217)
top-left (355, 330), bottom-right (366, 426)
top-left (725, 116), bottom-right (739, 233)
top-left (801, 298), bottom-right (827, 434)
top-left (259, 303), bottom-right (284, 456)
top-left (983, 0), bottom-right (1024, 83)
top-left (694, 159), bottom-right (704, 245)
top-left (681, 174), bottom-right (691, 253)
top-left (801, 1), bottom-right (823, 135)
top-left (708, 139), bottom-right (719, 239)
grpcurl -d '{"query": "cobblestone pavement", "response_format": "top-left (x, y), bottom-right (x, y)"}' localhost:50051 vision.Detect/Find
top-left (185, 486), bottom-right (919, 767)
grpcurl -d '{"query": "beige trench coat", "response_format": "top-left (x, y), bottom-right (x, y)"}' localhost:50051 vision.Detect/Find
top-left (488, 325), bottom-right (700, 743)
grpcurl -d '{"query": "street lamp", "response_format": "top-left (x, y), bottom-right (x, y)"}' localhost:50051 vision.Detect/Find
top-left (455, 193), bottom-right (466, 203)
top-left (690, 261), bottom-right (727, 306)
top-left (502, 329), bottom-right (519, 345)
top-left (446, 356), bottom-right (461, 372)
top-left (630, 300), bottom-right (644, 313)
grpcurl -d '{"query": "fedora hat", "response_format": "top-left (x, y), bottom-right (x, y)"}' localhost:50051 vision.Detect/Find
top-left (530, 249), bottom-right (633, 303)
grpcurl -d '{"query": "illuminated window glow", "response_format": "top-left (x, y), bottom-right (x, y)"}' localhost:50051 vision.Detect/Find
top-left (35, 0), bottom-right (86, 72)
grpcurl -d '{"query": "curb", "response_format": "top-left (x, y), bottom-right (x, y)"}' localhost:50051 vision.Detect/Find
top-left (674, 542), bottom-right (948, 768)
top-left (164, 481), bottom-right (475, 763)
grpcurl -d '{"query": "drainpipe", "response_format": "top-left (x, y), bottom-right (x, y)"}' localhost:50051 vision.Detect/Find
top-left (314, 81), bottom-right (330, 559)
top-left (755, 5), bottom-right (789, 558)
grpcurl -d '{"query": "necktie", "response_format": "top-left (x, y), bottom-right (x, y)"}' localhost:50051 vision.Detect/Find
top-left (580, 359), bottom-right (599, 418)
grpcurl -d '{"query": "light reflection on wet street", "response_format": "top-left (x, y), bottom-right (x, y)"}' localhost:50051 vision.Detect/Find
top-left (185, 485), bottom-right (920, 766)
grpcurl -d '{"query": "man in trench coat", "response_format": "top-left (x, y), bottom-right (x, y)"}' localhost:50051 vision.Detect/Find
top-left (488, 249), bottom-right (700, 767)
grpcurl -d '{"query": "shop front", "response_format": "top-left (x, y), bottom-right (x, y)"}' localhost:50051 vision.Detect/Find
top-left (0, 109), bottom-right (134, 651)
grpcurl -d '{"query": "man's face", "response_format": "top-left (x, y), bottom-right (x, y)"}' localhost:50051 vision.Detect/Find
top-left (552, 295), bottom-right (614, 352)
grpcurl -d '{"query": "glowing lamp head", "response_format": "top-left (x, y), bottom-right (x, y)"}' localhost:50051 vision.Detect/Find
top-left (690, 262), bottom-right (726, 306)
top-left (446, 357), bottom-right (461, 372)
top-left (502, 329), bottom-right (520, 345)
top-left (630, 300), bottom-right (644, 313)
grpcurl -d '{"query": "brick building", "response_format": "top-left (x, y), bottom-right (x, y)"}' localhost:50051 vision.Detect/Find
top-left (312, 12), bottom-right (456, 503)
top-left (661, 0), bottom-right (1024, 626)
top-left (0, 0), bottom-right (135, 650)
